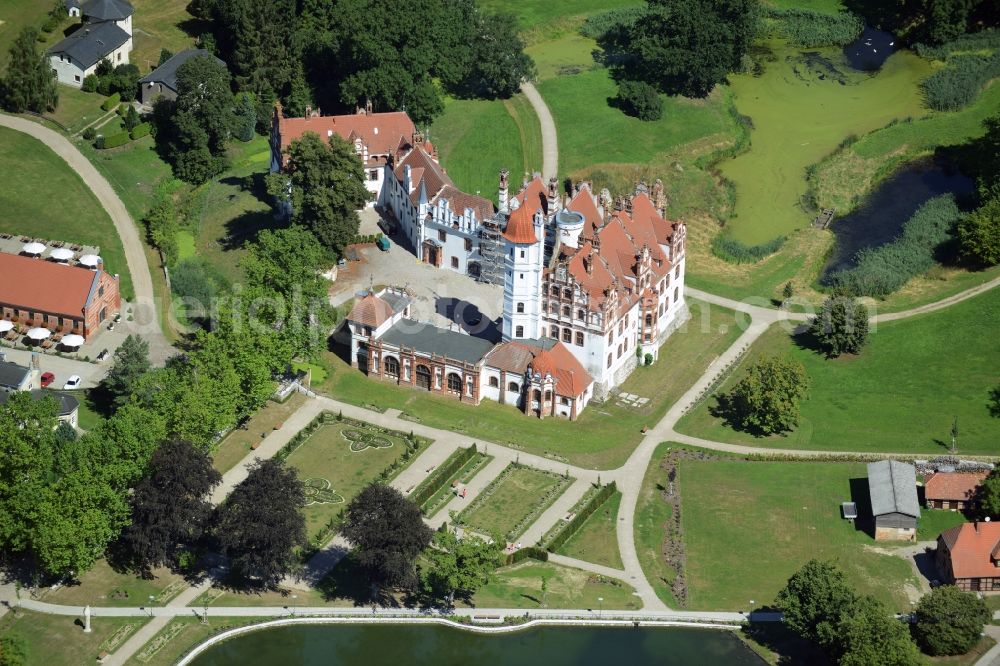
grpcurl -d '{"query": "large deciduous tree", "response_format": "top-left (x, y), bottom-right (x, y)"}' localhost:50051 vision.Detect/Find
top-left (835, 595), bottom-right (921, 666)
top-left (342, 483), bottom-right (432, 590)
top-left (121, 440), bottom-right (221, 575)
top-left (0, 27), bottom-right (58, 113)
top-left (978, 469), bottom-right (1000, 517)
top-left (725, 354), bottom-right (809, 435)
top-left (808, 296), bottom-right (870, 357)
top-left (957, 192), bottom-right (1000, 266)
top-left (422, 528), bottom-right (504, 605)
top-left (267, 132), bottom-right (370, 256)
top-left (102, 334), bottom-right (151, 408)
top-left (913, 585), bottom-right (990, 656)
top-left (215, 459), bottom-right (306, 588)
top-left (776, 559), bottom-right (858, 650)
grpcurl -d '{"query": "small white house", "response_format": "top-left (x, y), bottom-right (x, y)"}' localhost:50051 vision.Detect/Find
top-left (49, 0), bottom-right (134, 88)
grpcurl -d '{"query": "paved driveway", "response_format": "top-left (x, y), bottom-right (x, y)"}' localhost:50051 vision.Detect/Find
top-left (0, 347), bottom-right (108, 389)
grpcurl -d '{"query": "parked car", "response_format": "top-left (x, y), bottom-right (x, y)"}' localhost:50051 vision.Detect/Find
top-left (376, 236), bottom-right (391, 252)
top-left (40, 372), bottom-right (55, 387)
top-left (63, 375), bottom-right (82, 390)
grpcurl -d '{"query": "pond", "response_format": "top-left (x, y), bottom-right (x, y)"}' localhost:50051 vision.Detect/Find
top-left (820, 158), bottom-right (974, 280)
top-left (844, 26), bottom-right (898, 71)
top-left (188, 624), bottom-right (761, 665)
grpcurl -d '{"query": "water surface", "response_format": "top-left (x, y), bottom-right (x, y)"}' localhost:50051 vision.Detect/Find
top-left (844, 26), bottom-right (897, 71)
top-left (190, 624), bottom-right (761, 666)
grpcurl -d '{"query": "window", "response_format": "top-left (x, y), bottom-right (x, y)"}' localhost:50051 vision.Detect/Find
top-left (550, 326), bottom-right (559, 338)
top-left (117, 51), bottom-right (122, 62)
top-left (364, 326), bottom-right (373, 336)
top-left (465, 238), bottom-right (473, 252)
top-left (617, 343), bottom-right (623, 358)
top-left (645, 334), bottom-right (651, 342)
top-left (544, 390), bottom-right (552, 401)
top-left (551, 286), bottom-right (560, 296)
top-left (519, 273), bottom-right (524, 280)
top-left (369, 170), bottom-right (379, 181)
top-left (520, 250), bottom-right (526, 259)
top-left (549, 303), bottom-right (557, 314)
top-left (575, 331), bottom-right (584, 346)
top-left (577, 309), bottom-right (584, 320)
top-left (489, 376), bottom-right (499, 388)
top-left (607, 353), bottom-right (612, 368)
top-left (645, 314), bottom-right (653, 326)
top-left (510, 248), bottom-right (514, 258)
top-left (675, 266), bottom-right (680, 279)
top-left (560, 397), bottom-right (570, 406)
top-left (562, 328), bottom-right (571, 343)
top-left (516, 302), bottom-right (524, 313)
top-left (563, 288), bottom-right (572, 299)
top-left (384, 356), bottom-right (399, 377)
top-left (438, 230), bottom-right (447, 242)
top-left (99, 307), bottom-right (108, 322)
top-left (508, 381), bottom-right (520, 392)
top-left (607, 331), bottom-right (613, 344)
top-left (74, 75), bottom-right (81, 82)
top-left (451, 256), bottom-right (459, 269)
top-left (562, 305), bottom-right (570, 317)
top-left (515, 325), bottom-right (523, 338)
top-left (447, 373), bottom-right (462, 393)
top-left (674, 287), bottom-right (679, 302)
top-left (99, 285), bottom-right (105, 297)
top-left (618, 321), bottom-right (623, 335)
top-left (533, 389), bottom-right (542, 402)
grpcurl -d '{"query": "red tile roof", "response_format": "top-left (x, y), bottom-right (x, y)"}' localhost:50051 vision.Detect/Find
top-left (567, 189), bottom-right (603, 237)
top-left (485, 340), bottom-right (593, 398)
top-left (925, 472), bottom-right (988, 502)
top-left (0, 253), bottom-right (99, 318)
top-left (940, 522), bottom-right (1000, 579)
top-left (347, 293), bottom-right (394, 328)
top-left (393, 147), bottom-right (494, 221)
top-left (277, 111), bottom-right (415, 166)
top-left (503, 205), bottom-right (539, 245)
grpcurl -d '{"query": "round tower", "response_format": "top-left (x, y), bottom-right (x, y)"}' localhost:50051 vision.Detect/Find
top-left (555, 209), bottom-right (585, 250)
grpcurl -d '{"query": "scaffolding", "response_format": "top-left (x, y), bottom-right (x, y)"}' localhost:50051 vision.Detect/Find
top-left (477, 213), bottom-right (506, 285)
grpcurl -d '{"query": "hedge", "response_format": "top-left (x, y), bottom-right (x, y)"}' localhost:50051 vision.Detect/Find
top-left (100, 132), bottom-right (131, 149)
top-left (711, 234), bottom-right (786, 264)
top-left (130, 122), bottom-right (151, 140)
top-left (411, 445), bottom-right (478, 511)
top-left (504, 546), bottom-right (548, 566)
top-left (101, 92), bottom-right (120, 111)
top-left (543, 482), bottom-right (617, 553)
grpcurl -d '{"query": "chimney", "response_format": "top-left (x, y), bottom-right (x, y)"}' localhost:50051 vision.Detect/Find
top-left (547, 177), bottom-right (560, 216)
top-left (498, 168), bottom-right (510, 212)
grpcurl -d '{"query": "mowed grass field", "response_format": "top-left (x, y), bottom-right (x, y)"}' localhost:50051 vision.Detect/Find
top-left (677, 287), bottom-right (1000, 454)
top-left (557, 490), bottom-right (624, 569)
top-left (0, 611), bottom-right (148, 666)
top-left (679, 458), bottom-right (921, 612)
top-left (719, 44), bottom-right (932, 244)
top-left (129, 0), bottom-right (201, 74)
top-left (459, 465), bottom-right (570, 540)
top-left (430, 94), bottom-right (542, 205)
top-left (0, 127), bottom-right (134, 298)
top-left (318, 300), bottom-right (744, 469)
top-left (469, 560), bottom-right (641, 609)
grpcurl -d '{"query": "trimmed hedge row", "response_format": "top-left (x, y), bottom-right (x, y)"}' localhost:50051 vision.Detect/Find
top-left (763, 7), bottom-right (863, 47)
top-left (543, 482), bottom-right (617, 553)
top-left (100, 92), bottom-right (120, 112)
top-left (711, 234), bottom-right (786, 264)
top-left (505, 546), bottom-right (548, 566)
top-left (97, 132), bottom-right (131, 149)
top-left (411, 445), bottom-right (478, 511)
top-left (130, 122), bottom-right (151, 139)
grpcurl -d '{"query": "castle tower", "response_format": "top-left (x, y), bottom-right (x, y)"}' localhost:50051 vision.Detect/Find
top-left (501, 201), bottom-right (544, 342)
top-left (498, 168), bottom-right (510, 213)
top-left (547, 177), bottom-right (560, 216)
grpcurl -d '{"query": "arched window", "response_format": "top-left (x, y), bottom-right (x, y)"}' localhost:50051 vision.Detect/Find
top-left (645, 314), bottom-right (653, 326)
top-left (515, 325), bottom-right (524, 338)
top-left (577, 309), bottom-right (585, 320)
top-left (532, 389), bottom-right (542, 402)
top-left (384, 356), bottom-right (399, 378)
top-left (607, 353), bottom-right (612, 368)
top-left (617, 343), bottom-right (623, 358)
top-left (674, 287), bottom-right (679, 302)
top-left (488, 376), bottom-right (499, 388)
top-left (508, 381), bottom-right (520, 392)
top-left (416, 365), bottom-right (432, 390)
top-left (447, 373), bottom-right (462, 393)
top-left (562, 305), bottom-right (570, 317)
top-left (516, 302), bottom-right (525, 313)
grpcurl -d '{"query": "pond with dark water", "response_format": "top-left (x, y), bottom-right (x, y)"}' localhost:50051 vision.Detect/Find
top-left (188, 624), bottom-right (761, 666)
top-left (820, 158), bottom-right (974, 281)
top-left (843, 25), bottom-right (898, 71)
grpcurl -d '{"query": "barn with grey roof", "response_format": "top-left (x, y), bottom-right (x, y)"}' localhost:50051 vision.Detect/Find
top-left (867, 460), bottom-right (920, 541)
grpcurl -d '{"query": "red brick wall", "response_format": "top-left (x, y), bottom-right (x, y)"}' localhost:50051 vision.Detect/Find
top-left (83, 271), bottom-right (121, 338)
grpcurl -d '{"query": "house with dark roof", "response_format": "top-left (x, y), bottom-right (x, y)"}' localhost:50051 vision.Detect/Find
top-left (925, 471), bottom-right (989, 510)
top-left (0, 361), bottom-right (35, 393)
top-left (0, 390), bottom-right (80, 427)
top-left (936, 521), bottom-right (1000, 591)
top-left (138, 49), bottom-right (226, 106)
top-left (49, 0), bottom-right (133, 87)
top-left (868, 460), bottom-right (921, 541)
top-left (0, 253), bottom-right (120, 340)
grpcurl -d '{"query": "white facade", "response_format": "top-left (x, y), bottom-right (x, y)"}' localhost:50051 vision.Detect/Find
top-left (50, 39), bottom-right (131, 87)
top-left (501, 206), bottom-right (545, 342)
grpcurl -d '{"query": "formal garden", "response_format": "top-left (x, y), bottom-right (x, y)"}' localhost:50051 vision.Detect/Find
top-left (408, 445), bottom-right (494, 518)
top-left (276, 413), bottom-right (430, 545)
top-left (553, 489), bottom-right (624, 570)
top-left (456, 464), bottom-right (572, 542)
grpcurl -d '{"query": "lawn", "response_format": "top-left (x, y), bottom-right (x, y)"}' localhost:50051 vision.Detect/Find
top-left (128, 617), bottom-right (269, 666)
top-left (47, 87), bottom-right (107, 134)
top-left (43, 559), bottom-right (187, 608)
top-left (459, 464), bottom-right (571, 541)
top-left (679, 458), bottom-right (921, 612)
top-left (468, 559), bottom-right (641, 610)
top-left (0, 609), bottom-right (148, 666)
top-left (317, 299), bottom-right (744, 470)
top-left (634, 443), bottom-right (680, 607)
top-left (917, 508), bottom-right (969, 542)
top-left (129, 0), bottom-right (203, 75)
top-left (415, 448), bottom-right (494, 518)
top-left (283, 419), bottom-right (423, 541)
top-left (719, 43), bottom-right (932, 245)
top-left (676, 286), bottom-right (1000, 455)
top-left (0, 0), bottom-right (71, 68)
top-left (0, 126), bottom-right (134, 299)
top-left (557, 490), bottom-right (624, 570)
top-left (429, 94), bottom-right (541, 207)
top-left (211, 393), bottom-right (306, 474)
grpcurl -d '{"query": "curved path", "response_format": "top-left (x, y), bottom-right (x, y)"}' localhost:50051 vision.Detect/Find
top-left (520, 83), bottom-right (558, 181)
top-left (0, 113), bottom-right (171, 362)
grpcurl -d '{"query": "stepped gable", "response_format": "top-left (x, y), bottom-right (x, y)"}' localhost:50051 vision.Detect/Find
top-left (503, 204), bottom-right (539, 244)
top-left (629, 192), bottom-right (675, 246)
top-left (347, 292), bottom-right (394, 328)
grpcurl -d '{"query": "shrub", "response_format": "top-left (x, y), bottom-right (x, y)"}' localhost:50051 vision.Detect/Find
top-left (504, 546), bottom-right (548, 566)
top-left (957, 192), bottom-right (1000, 265)
top-left (914, 586), bottom-right (989, 656)
top-left (116, 102), bottom-right (127, 116)
top-left (763, 8), bottom-right (863, 47)
top-left (93, 135), bottom-right (105, 149)
top-left (82, 127), bottom-right (96, 140)
top-left (130, 122), bottom-right (151, 140)
top-left (170, 257), bottom-right (229, 315)
top-left (644, 353), bottom-right (654, 366)
top-left (123, 104), bottom-right (140, 131)
top-left (614, 80), bottom-right (663, 121)
top-left (40, 14), bottom-right (61, 33)
top-left (921, 52), bottom-right (1000, 111)
top-left (100, 131), bottom-right (131, 149)
top-left (711, 234), bottom-right (786, 264)
top-left (410, 445), bottom-right (478, 510)
top-left (829, 194), bottom-right (962, 298)
top-left (81, 74), bottom-right (98, 93)
top-left (100, 92), bottom-right (120, 111)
